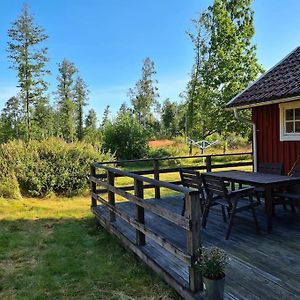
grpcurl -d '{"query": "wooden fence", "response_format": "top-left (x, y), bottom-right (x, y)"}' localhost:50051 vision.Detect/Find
top-left (94, 152), bottom-right (253, 198)
top-left (90, 152), bottom-right (252, 299)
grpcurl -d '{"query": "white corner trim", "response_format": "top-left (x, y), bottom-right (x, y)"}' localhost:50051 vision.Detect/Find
top-left (279, 100), bottom-right (300, 141)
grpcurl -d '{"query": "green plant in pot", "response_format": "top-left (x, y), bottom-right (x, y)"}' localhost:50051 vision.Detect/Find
top-left (196, 247), bottom-right (228, 300)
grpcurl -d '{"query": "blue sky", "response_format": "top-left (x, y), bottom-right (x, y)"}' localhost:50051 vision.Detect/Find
top-left (1, 0), bottom-right (300, 119)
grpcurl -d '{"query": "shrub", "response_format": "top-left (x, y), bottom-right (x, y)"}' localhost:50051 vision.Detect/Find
top-left (102, 113), bottom-right (150, 160)
top-left (0, 145), bottom-right (21, 199)
top-left (0, 138), bottom-right (114, 198)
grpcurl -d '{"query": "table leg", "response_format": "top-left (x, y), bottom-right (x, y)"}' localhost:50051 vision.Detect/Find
top-left (297, 183), bottom-right (300, 224)
top-left (265, 186), bottom-right (273, 233)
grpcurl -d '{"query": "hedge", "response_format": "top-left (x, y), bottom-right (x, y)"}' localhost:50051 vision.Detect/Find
top-left (0, 138), bottom-right (114, 198)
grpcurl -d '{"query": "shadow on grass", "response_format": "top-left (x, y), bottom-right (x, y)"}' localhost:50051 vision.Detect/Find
top-left (0, 217), bottom-right (179, 300)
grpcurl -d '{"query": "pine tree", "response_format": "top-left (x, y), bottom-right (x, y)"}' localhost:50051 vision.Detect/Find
top-left (7, 4), bottom-right (49, 140)
top-left (56, 59), bottom-right (78, 141)
top-left (128, 57), bottom-right (159, 128)
top-left (84, 109), bottom-right (100, 143)
top-left (85, 109), bottom-right (97, 130)
top-left (74, 76), bottom-right (89, 141)
top-left (101, 105), bottom-right (110, 128)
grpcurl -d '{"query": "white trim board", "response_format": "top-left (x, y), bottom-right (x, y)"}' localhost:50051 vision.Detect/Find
top-left (279, 100), bottom-right (300, 141)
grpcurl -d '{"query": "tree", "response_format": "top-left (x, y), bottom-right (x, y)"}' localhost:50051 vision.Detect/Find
top-left (102, 112), bottom-right (149, 160)
top-left (0, 96), bottom-right (24, 141)
top-left (84, 109), bottom-right (101, 144)
top-left (85, 109), bottom-right (97, 130)
top-left (101, 105), bottom-right (110, 128)
top-left (74, 76), bottom-right (89, 141)
top-left (118, 102), bottom-right (131, 115)
top-left (128, 57), bottom-right (159, 128)
top-left (185, 0), bottom-right (263, 150)
top-left (161, 99), bottom-right (179, 137)
top-left (56, 59), bottom-right (78, 141)
top-left (7, 4), bottom-right (49, 140)
top-left (31, 97), bottom-right (55, 140)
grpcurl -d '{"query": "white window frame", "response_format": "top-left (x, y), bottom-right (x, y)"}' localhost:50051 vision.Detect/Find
top-left (279, 100), bottom-right (300, 141)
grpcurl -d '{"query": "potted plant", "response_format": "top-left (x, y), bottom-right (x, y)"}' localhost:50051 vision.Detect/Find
top-left (196, 247), bottom-right (228, 300)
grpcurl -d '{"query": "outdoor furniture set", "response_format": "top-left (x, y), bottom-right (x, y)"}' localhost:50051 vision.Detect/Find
top-left (180, 163), bottom-right (300, 239)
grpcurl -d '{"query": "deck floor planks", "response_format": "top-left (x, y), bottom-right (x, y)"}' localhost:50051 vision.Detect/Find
top-left (93, 195), bottom-right (300, 299)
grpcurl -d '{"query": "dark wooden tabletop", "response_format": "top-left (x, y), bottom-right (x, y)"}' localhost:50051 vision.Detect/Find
top-left (206, 170), bottom-right (300, 186)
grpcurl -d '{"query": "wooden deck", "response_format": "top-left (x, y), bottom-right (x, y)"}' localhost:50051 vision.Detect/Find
top-left (93, 195), bottom-right (300, 300)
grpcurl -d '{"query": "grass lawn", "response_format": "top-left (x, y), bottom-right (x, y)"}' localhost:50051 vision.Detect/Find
top-left (0, 197), bottom-right (179, 300)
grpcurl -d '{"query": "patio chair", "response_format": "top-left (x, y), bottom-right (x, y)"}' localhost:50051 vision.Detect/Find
top-left (202, 174), bottom-right (260, 240)
top-left (179, 169), bottom-right (205, 216)
top-left (255, 162), bottom-right (284, 207)
top-left (272, 165), bottom-right (300, 214)
top-left (258, 162), bottom-right (284, 175)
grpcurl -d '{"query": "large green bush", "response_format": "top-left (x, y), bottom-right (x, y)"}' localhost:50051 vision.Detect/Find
top-left (0, 138), bottom-right (113, 198)
top-left (102, 113), bottom-right (150, 160)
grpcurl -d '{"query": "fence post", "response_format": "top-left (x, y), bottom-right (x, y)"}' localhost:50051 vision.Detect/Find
top-left (134, 178), bottom-right (146, 246)
top-left (186, 191), bottom-right (203, 292)
top-left (91, 165), bottom-right (97, 207)
top-left (107, 170), bottom-right (116, 222)
top-left (153, 159), bottom-right (161, 199)
top-left (206, 155), bottom-right (212, 172)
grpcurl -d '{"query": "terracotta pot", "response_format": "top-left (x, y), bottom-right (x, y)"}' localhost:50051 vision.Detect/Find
top-left (203, 275), bottom-right (225, 300)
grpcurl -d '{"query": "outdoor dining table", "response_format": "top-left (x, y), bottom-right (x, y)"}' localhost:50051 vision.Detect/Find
top-left (206, 170), bottom-right (300, 233)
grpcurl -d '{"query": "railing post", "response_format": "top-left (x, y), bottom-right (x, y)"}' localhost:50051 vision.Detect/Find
top-left (206, 155), bottom-right (212, 172)
top-left (134, 178), bottom-right (145, 246)
top-left (186, 191), bottom-right (203, 292)
top-left (107, 170), bottom-right (116, 222)
top-left (91, 165), bottom-right (97, 207)
top-left (153, 159), bottom-right (161, 199)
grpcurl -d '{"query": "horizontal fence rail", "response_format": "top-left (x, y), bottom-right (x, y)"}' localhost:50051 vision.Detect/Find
top-left (94, 152), bottom-right (253, 195)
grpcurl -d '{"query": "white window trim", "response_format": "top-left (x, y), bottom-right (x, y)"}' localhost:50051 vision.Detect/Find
top-left (279, 100), bottom-right (300, 141)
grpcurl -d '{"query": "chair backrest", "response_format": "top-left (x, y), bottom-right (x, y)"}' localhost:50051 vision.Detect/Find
top-left (290, 164), bottom-right (300, 177)
top-left (179, 169), bottom-right (203, 190)
top-left (202, 174), bottom-right (228, 198)
top-left (258, 162), bottom-right (283, 175)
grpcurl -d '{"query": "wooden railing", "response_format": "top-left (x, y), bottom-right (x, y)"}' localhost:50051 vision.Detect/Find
top-left (90, 164), bottom-right (203, 292)
top-left (95, 152), bottom-right (253, 197)
top-left (90, 152), bottom-right (253, 295)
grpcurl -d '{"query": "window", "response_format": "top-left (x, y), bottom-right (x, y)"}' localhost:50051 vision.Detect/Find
top-left (280, 101), bottom-right (300, 141)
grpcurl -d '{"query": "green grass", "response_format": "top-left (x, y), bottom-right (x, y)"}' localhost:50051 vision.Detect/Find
top-left (0, 197), bottom-right (179, 300)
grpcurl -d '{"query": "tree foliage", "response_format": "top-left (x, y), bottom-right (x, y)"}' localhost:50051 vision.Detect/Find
top-left (129, 57), bottom-right (159, 127)
top-left (74, 76), bottom-right (89, 141)
top-left (161, 99), bottom-right (179, 137)
top-left (7, 4), bottom-right (49, 140)
top-left (185, 0), bottom-right (263, 142)
top-left (56, 59), bottom-right (78, 141)
top-left (102, 112), bottom-right (149, 160)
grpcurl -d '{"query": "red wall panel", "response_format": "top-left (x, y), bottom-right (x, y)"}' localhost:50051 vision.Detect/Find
top-left (252, 104), bottom-right (300, 174)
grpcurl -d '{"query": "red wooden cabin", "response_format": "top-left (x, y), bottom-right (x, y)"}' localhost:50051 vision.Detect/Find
top-left (227, 47), bottom-right (300, 174)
